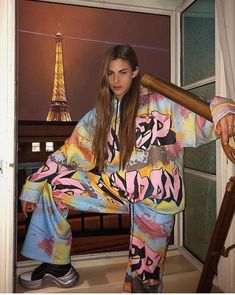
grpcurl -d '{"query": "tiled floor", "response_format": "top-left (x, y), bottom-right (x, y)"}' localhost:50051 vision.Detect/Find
top-left (16, 253), bottom-right (220, 293)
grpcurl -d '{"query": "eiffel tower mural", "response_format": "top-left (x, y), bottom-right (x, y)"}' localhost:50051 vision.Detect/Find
top-left (47, 32), bottom-right (72, 121)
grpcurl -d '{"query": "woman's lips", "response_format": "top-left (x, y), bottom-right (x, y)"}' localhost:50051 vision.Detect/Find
top-left (113, 86), bottom-right (122, 90)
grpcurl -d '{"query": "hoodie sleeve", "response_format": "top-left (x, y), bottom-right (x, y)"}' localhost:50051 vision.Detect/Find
top-left (19, 109), bottom-right (97, 203)
top-left (173, 96), bottom-right (235, 148)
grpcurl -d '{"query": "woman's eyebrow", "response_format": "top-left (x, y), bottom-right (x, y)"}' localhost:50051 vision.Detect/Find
top-left (107, 68), bottom-right (129, 72)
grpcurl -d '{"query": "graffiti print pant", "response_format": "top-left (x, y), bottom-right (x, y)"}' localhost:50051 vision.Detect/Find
top-left (21, 170), bottom-right (174, 293)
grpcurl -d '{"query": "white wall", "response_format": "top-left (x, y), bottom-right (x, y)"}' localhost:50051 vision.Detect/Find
top-left (1, 0), bottom-right (234, 293)
top-left (0, 0), bottom-right (16, 292)
top-left (215, 0), bottom-right (235, 292)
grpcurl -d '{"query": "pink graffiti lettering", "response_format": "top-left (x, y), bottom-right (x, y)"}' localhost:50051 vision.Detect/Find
top-left (131, 236), bottom-right (162, 276)
top-left (51, 171), bottom-right (86, 198)
top-left (110, 166), bottom-right (182, 205)
top-left (163, 166), bottom-right (181, 203)
top-left (136, 111), bottom-right (172, 149)
top-left (31, 159), bottom-right (58, 182)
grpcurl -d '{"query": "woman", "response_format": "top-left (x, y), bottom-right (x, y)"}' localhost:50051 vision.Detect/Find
top-left (19, 45), bottom-right (235, 292)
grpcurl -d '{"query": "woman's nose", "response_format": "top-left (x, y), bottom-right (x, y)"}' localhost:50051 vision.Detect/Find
top-left (113, 74), bottom-right (119, 83)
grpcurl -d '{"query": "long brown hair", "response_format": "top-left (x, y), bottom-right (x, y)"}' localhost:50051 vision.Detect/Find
top-left (93, 45), bottom-right (141, 172)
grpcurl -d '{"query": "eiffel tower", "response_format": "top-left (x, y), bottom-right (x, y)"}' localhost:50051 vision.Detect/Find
top-left (46, 32), bottom-right (72, 121)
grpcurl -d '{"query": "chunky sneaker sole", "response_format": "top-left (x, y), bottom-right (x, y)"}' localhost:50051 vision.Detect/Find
top-left (19, 266), bottom-right (79, 289)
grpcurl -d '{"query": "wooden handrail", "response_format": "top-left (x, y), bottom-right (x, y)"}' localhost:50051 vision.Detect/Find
top-left (142, 73), bottom-right (235, 293)
top-left (196, 177), bottom-right (235, 292)
top-left (141, 73), bottom-right (235, 164)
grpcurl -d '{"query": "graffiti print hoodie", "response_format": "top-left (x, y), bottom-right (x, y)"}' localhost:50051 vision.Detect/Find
top-left (19, 89), bottom-right (235, 215)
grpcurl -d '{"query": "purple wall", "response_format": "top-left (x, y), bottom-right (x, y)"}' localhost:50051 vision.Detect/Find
top-left (17, 0), bottom-right (170, 121)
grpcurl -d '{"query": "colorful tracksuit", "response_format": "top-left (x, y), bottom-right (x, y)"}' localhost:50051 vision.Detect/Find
top-left (19, 89), bottom-right (235, 292)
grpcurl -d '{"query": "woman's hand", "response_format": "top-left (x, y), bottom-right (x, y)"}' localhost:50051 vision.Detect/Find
top-left (21, 200), bottom-right (36, 218)
top-left (215, 113), bottom-right (235, 146)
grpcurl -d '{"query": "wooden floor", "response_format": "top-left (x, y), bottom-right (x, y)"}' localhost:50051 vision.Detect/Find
top-left (15, 252), bottom-right (221, 293)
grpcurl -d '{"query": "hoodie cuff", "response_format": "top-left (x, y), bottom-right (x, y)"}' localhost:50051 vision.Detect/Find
top-left (19, 182), bottom-right (43, 203)
top-left (210, 96), bottom-right (235, 127)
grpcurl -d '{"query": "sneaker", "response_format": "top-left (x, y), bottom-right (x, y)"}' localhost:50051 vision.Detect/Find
top-left (18, 262), bottom-right (79, 289)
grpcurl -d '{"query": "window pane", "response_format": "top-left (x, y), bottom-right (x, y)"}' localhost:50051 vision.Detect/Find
top-left (190, 82), bottom-right (215, 102)
top-left (184, 141), bottom-right (216, 174)
top-left (183, 172), bottom-right (216, 262)
top-left (184, 83), bottom-right (216, 174)
top-left (181, 0), bottom-right (215, 85)
top-left (181, 0), bottom-right (216, 264)
top-left (32, 142), bottom-right (40, 152)
top-left (46, 141), bottom-right (54, 152)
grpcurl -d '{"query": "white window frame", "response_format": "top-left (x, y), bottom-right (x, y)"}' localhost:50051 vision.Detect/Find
top-left (174, 0), bottom-right (235, 292)
top-left (4, 0), bottom-right (234, 292)
top-left (0, 1), bottom-right (181, 292)
top-left (173, 0), bottom-right (217, 270)
top-left (0, 0), bottom-right (16, 292)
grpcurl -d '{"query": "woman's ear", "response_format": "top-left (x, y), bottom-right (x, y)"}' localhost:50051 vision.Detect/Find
top-left (132, 66), bottom-right (139, 78)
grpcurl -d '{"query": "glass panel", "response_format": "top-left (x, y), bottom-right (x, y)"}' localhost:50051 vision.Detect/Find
top-left (190, 82), bottom-right (215, 102)
top-left (181, 0), bottom-right (216, 264)
top-left (184, 141), bottom-right (216, 174)
top-left (181, 0), bottom-right (215, 86)
top-left (183, 172), bottom-right (216, 262)
top-left (184, 83), bottom-right (216, 174)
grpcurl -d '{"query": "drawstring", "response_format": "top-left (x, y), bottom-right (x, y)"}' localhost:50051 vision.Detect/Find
top-left (129, 203), bottom-right (135, 253)
top-left (114, 97), bottom-right (119, 134)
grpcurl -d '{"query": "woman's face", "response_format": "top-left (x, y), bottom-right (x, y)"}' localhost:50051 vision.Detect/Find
top-left (107, 58), bottom-right (139, 100)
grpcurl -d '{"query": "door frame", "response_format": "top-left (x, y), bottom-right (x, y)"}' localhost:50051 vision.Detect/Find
top-left (0, 0), bottom-right (16, 292)
top-left (174, 0), bottom-right (235, 291)
top-left (0, 0), bottom-right (181, 292)
top-left (5, 0), bottom-right (234, 292)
